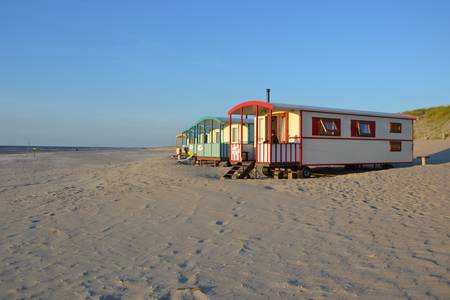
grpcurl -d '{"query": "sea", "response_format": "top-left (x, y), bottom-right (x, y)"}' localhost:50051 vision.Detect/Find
top-left (0, 146), bottom-right (137, 154)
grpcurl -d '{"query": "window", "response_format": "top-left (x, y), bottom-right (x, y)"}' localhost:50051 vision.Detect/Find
top-left (232, 127), bottom-right (239, 143)
top-left (258, 117), bottom-right (265, 142)
top-left (351, 120), bottom-right (376, 137)
top-left (390, 141), bottom-right (402, 152)
top-left (248, 124), bottom-right (254, 143)
top-left (312, 117), bottom-right (341, 136)
top-left (390, 122), bottom-right (402, 133)
top-left (279, 114), bottom-right (287, 142)
top-left (214, 131), bottom-right (220, 143)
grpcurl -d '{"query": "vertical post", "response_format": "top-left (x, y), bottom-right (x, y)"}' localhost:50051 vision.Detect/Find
top-left (411, 119), bottom-right (414, 163)
top-left (299, 110), bottom-right (303, 165)
top-left (219, 123), bottom-right (222, 157)
top-left (269, 109), bottom-right (273, 164)
top-left (203, 120), bottom-right (206, 145)
top-left (240, 107), bottom-right (243, 161)
top-left (255, 105), bottom-right (259, 162)
top-left (229, 113), bottom-right (232, 162)
top-left (210, 119), bottom-right (213, 158)
top-left (196, 124), bottom-right (198, 144)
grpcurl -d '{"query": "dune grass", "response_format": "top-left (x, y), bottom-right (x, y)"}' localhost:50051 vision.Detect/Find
top-left (404, 105), bottom-right (450, 139)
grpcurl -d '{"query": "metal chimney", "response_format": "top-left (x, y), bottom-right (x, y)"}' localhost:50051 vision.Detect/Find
top-left (266, 88), bottom-right (271, 103)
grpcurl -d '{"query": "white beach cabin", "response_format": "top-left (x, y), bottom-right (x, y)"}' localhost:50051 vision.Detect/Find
top-left (227, 100), bottom-right (415, 178)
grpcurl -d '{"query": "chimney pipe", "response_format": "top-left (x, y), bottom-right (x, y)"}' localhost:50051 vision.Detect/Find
top-left (266, 88), bottom-right (271, 103)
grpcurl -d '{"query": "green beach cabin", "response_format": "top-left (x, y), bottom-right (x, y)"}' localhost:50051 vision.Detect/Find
top-left (181, 116), bottom-right (254, 162)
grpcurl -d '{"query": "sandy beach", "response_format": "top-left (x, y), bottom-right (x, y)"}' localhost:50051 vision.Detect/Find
top-left (0, 142), bottom-right (449, 299)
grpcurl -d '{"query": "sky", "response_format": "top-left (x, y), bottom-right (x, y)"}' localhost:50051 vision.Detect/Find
top-left (1, 0), bottom-right (449, 147)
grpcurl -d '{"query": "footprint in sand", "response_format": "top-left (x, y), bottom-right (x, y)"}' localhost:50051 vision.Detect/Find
top-left (99, 295), bottom-right (121, 300)
top-left (177, 273), bottom-right (189, 284)
top-left (29, 217), bottom-right (40, 229)
top-left (214, 220), bottom-right (232, 234)
top-left (173, 287), bottom-right (209, 300)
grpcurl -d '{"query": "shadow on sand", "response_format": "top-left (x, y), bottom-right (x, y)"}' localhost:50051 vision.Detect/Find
top-left (413, 147), bottom-right (450, 165)
top-left (311, 146), bottom-right (450, 178)
top-left (310, 166), bottom-right (392, 178)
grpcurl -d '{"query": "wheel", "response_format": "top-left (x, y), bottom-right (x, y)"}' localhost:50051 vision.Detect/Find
top-left (261, 166), bottom-right (274, 177)
top-left (299, 167), bottom-right (311, 178)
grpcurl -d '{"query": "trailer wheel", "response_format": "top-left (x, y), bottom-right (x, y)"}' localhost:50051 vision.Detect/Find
top-left (299, 167), bottom-right (311, 178)
top-left (261, 166), bottom-right (274, 177)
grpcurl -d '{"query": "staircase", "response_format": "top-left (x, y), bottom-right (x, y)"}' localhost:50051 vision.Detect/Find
top-left (222, 161), bottom-right (256, 179)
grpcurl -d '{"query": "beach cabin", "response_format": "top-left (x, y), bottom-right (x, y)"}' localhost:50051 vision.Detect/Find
top-left (181, 116), bottom-right (254, 162)
top-left (227, 100), bottom-right (415, 177)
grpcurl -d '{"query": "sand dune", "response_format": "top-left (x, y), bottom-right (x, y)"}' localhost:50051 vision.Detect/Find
top-left (0, 145), bottom-right (449, 299)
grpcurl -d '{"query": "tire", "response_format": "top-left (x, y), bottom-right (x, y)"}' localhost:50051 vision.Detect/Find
top-left (261, 166), bottom-right (273, 177)
top-left (299, 167), bottom-right (311, 178)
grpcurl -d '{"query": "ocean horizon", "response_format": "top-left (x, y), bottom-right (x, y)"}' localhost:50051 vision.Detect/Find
top-left (0, 145), bottom-right (145, 154)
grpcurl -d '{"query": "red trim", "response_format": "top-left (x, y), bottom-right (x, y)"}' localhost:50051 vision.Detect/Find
top-left (302, 136), bottom-right (413, 142)
top-left (351, 119), bottom-right (376, 137)
top-left (269, 110), bottom-right (273, 163)
top-left (300, 108), bottom-right (415, 120)
top-left (312, 117), bottom-right (341, 136)
top-left (228, 114), bottom-right (232, 161)
top-left (228, 100), bottom-right (273, 115)
top-left (255, 105), bottom-right (259, 162)
top-left (411, 119), bottom-right (414, 162)
top-left (228, 101), bottom-right (415, 120)
top-left (240, 108), bottom-right (243, 161)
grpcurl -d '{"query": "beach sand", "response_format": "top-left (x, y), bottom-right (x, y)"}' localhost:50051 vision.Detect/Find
top-left (0, 142), bottom-right (449, 299)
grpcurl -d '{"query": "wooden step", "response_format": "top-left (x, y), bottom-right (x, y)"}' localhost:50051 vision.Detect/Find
top-left (237, 161), bottom-right (255, 179)
top-left (222, 161), bottom-right (255, 179)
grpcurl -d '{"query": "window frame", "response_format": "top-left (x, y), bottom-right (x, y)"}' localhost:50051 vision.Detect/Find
top-left (390, 141), bottom-right (402, 152)
top-left (351, 120), bottom-right (376, 137)
top-left (214, 131), bottom-right (220, 143)
top-left (390, 122), bottom-right (402, 133)
top-left (312, 117), bottom-right (341, 136)
top-left (231, 127), bottom-right (239, 143)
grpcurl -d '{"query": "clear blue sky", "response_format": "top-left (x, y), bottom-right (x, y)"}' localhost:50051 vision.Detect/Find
top-left (1, 0), bottom-right (449, 147)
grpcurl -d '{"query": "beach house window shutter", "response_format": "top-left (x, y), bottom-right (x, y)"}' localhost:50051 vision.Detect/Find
top-left (351, 120), bottom-right (358, 137)
top-left (334, 119), bottom-right (341, 136)
top-left (390, 122), bottom-right (402, 133)
top-left (312, 117), bottom-right (320, 135)
top-left (369, 121), bottom-right (376, 137)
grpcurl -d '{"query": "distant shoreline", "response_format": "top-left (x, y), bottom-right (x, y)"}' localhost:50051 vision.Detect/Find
top-left (0, 145), bottom-right (173, 155)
